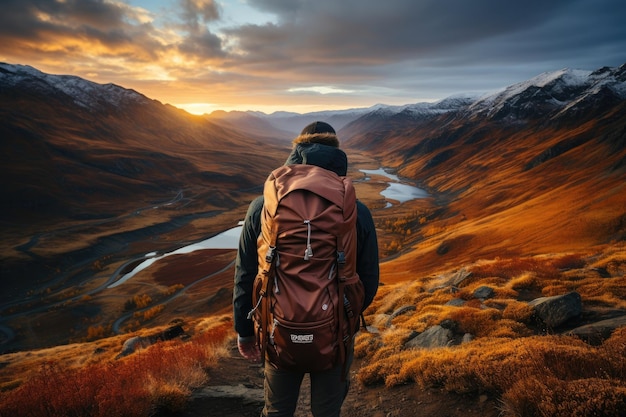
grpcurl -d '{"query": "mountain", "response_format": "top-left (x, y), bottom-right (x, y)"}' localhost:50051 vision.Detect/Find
top-left (0, 63), bottom-right (288, 225)
top-left (212, 95), bottom-right (482, 136)
top-left (0, 63), bottom-right (290, 319)
top-left (341, 63), bottom-right (626, 280)
top-left (211, 106), bottom-right (379, 135)
top-left (467, 66), bottom-right (626, 121)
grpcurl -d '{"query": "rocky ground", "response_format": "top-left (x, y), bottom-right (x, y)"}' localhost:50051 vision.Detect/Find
top-left (169, 341), bottom-right (501, 417)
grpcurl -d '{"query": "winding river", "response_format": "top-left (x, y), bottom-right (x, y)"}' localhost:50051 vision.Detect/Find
top-left (112, 168), bottom-right (428, 286)
top-left (0, 168), bottom-right (430, 345)
top-left (360, 168), bottom-right (429, 205)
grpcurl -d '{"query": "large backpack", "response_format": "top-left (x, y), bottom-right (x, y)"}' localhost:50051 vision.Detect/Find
top-left (250, 163), bottom-right (365, 373)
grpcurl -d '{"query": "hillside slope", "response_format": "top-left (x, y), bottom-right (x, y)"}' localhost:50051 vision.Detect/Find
top-left (0, 63), bottom-right (289, 320)
top-left (343, 64), bottom-right (626, 281)
top-left (0, 63), bottom-right (289, 226)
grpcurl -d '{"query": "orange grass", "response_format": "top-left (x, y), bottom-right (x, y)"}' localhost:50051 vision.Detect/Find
top-left (0, 320), bottom-right (232, 417)
top-left (356, 245), bottom-right (626, 416)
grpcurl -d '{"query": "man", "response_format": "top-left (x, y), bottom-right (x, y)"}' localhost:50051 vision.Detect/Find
top-left (233, 121), bottom-right (379, 416)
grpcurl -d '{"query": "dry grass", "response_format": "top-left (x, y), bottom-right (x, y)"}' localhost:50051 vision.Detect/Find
top-left (355, 244), bottom-right (626, 416)
top-left (0, 317), bottom-right (232, 417)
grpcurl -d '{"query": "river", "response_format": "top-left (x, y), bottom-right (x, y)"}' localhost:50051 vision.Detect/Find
top-left (110, 168), bottom-right (428, 286)
top-left (360, 168), bottom-right (429, 205)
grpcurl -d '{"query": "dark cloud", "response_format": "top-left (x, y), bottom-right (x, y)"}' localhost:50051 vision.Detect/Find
top-left (0, 0), bottom-right (127, 38)
top-left (228, 0), bottom-right (626, 84)
top-left (177, 28), bottom-right (224, 58)
top-left (174, 0), bottom-right (224, 59)
top-left (177, 0), bottom-right (221, 28)
top-left (0, 0), bottom-right (165, 61)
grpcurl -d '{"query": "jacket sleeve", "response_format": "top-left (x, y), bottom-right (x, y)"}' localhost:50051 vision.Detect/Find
top-left (233, 196), bottom-right (264, 337)
top-left (356, 200), bottom-right (379, 310)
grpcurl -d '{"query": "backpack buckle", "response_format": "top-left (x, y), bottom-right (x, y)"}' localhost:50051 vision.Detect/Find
top-left (337, 251), bottom-right (346, 265)
top-left (266, 246), bottom-right (276, 263)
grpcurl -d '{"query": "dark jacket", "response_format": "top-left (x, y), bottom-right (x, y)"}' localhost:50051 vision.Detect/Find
top-left (233, 143), bottom-right (380, 337)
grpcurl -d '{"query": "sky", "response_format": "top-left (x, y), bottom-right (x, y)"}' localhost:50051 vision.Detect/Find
top-left (1, 0), bottom-right (626, 115)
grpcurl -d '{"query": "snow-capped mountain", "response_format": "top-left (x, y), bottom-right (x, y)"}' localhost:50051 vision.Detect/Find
top-left (341, 62), bottom-right (625, 159)
top-left (0, 63), bottom-right (150, 111)
top-left (235, 64), bottom-right (626, 135)
top-left (466, 64), bottom-right (626, 120)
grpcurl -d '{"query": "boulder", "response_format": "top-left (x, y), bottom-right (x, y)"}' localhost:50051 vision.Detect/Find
top-left (445, 298), bottom-right (466, 307)
top-left (528, 292), bottom-right (582, 328)
top-left (116, 324), bottom-right (186, 359)
top-left (117, 336), bottom-right (151, 358)
top-left (567, 315), bottom-right (626, 345)
top-left (405, 325), bottom-right (454, 349)
top-left (473, 286), bottom-right (495, 300)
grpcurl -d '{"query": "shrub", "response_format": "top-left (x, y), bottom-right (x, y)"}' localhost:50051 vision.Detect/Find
top-left (501, 376), bottom-right (626, 417)
top-left (0, 321), bottom-right (231, 417)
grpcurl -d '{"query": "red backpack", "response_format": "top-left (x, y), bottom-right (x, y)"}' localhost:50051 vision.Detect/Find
top-left (250, 163), bottom-right (364, 373)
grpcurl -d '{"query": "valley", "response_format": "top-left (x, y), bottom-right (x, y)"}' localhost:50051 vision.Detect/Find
top-left (1, 154), bottom-right (421, 353)
top-left (1, 62), bottom-right (625, 416)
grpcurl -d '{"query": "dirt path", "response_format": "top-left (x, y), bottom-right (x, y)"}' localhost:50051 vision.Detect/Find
top-left (178, 341), bottom-right (502, 417)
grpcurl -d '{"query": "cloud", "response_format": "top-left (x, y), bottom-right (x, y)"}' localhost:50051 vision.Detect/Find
top-left (288, 86), bottom-right (355, 95)
top-left (208, 0), bottom-right (626, 103)
top-left (0, 0), bottom-right (167, 64)
top-left (230, 0), bottom-right (625, 70)
top-left (178, 0), bottom-right (221, 25)
top-left (0, 0), bottom-right (625, 112)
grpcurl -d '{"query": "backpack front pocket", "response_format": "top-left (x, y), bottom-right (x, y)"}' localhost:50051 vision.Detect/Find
top-left (268, 316), bottom-right (338, 372)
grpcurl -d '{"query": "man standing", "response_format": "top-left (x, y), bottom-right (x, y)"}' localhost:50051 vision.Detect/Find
top-left (233, 121), bottom-right (379, 416)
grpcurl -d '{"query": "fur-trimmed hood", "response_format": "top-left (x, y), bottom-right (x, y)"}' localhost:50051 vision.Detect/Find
top-left (284, 121), bottom-right (347, 176)
top-left (292, 132), bottom-right (340, 148)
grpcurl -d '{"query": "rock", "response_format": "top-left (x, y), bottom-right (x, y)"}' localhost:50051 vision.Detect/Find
top-left (566, 315), bottom-right (626, 345)
top-left (404, 330), bottom-right (420, 342)
top-left (528, 292), bottom-right (582, 328)
top-left (405, 325), bottom-right (454, 349)
top-left (462, 333), bottom-right (474, 343)
top-left (117, 336), bottom-right (151, 359)
top-left (160, 325), bottom-right (184, 340)
top-left (116, 325), bottom-right (186, 359)
top-left (439, 319), bottom-right (458, 331)
top-left (445, 298), bottom-right (466, 307)
top-left (386, 305), bottom-right (416, 326)
top-left (473, 286), bottom-right (495, 300)
top-left (428, 267), bottom-right (472, 292)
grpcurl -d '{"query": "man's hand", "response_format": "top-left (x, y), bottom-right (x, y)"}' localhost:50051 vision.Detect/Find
top-left (237, 335), bottom-right (261, 363)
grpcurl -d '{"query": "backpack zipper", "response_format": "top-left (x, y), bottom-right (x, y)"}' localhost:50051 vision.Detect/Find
top-left (303, 220), bottom-right (313, 260)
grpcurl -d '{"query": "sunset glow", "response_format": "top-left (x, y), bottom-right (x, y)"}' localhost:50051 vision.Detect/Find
top-left (1, 0), bottom-right (625, 114)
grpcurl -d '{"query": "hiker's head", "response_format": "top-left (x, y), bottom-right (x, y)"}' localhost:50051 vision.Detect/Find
top-left (292, 121), bottom-right (339, 148)
top-left (285, 121), bottom-right (347, 176)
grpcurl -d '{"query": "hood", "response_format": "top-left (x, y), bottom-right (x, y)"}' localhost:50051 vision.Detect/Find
top-left (284, 143), bottom-right (348, 176)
